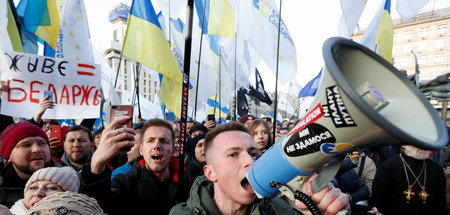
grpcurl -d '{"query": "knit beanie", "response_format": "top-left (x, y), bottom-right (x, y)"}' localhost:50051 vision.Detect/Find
top-left (25, 167), bottom-right (79, 193)
top-left (188, 133), bottom-right (206, 158)
top-left (239, 114), bottom-right (256, 124)
top-left (0, 121), bottom-right (49, 161)
top-left (27, 191), bottom-right (105, 215)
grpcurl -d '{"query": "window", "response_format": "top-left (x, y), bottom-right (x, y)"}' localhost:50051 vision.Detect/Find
top-left (434, 53), bottom-right (444, 63)
top-left (113, 30), bottom-right (118, 42)
top-left (402, 44), bottom-right (412, 53)
top-left (436, 24), bottom-right (447, 35)
top-left (418, 56), bottom-right (427, 65)
top-left (418, 42), bottom-right (428, 51)
top-left (400, 58), bottom-right (410, 67)
top-left (403, 31), bottom-right (413, 41)
top-left (419, 27), bottom-right (429, 38)
top-left (435, 39), bottom-right (446, 49)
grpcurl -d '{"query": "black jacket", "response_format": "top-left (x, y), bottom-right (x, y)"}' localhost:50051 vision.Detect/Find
top-left (80, 159), bottom-right (191, 215)
top-left (0, 160), bottom-right (61, 207)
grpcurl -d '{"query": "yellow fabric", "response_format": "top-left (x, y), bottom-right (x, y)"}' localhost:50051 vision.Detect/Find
top-left (6, 0), bottom-right (23, 52)
top-left (208, 0), bottom-right (235, 37)
top-left (122, 15), bottom-right (182, 84)
top-left (375, 10), bottom-right (393, 63)
top-left (161, 77), bottom-right (182, 118)
top-left (35, 0), bottom-right (60, 49)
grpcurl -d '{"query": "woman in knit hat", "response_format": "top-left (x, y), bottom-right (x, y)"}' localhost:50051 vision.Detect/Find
top-left (10, 167), bottom-right (79, 215)
top-left (27, 191), bottom-right (105, 215)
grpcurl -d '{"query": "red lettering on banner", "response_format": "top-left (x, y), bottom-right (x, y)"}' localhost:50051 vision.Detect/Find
top-left (7, 79), bottom-right (26, 102)
top-left (80, 86), bottom-right (94, 105)
top-left (60, 86), bottom-right (69, 105)
top-left (93, 89), bottom-right (101, 105)
top-left (47, 84), bottom-right (58, 104)
top-left (30, 81), bottom-right (43, 103)
top-left (72, 85), bottom-right (81, 105)
top-left (287, 104), bottom-right (324, 137)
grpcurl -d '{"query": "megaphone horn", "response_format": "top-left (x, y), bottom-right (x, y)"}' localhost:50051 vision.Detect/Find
top-left (247, 37), bottom-right (449, 199)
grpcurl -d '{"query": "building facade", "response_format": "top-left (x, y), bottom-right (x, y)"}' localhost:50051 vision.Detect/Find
top-left (352, 7), bottom-right (450, 81)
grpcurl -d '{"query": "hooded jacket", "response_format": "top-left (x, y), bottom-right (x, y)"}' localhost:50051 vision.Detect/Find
top-left (170, 176), bottom-right (300, 215)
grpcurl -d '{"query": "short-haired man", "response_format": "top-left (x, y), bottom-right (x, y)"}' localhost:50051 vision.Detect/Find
top-left (171, 122), bottom-right (348, 215)
top-left (0, 121), bottom-right (58, 207)
top-left (189, 124), bottom-right (208, 138)
top-left (80, 118), bottom-right (190, 215)
top-left (61, 125), bottom-right (94, 172)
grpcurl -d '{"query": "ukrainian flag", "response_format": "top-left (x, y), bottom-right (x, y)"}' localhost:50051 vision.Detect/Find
top-left (17, 0), bottom-right (61, 49)
top-left (123, 0), bottom-right (183, 116)
top-left (360, 0), bottom-right (393, 63)
top-left (194, 0), bottom-right (236, 37)
top-left (122, 0), bottom-right (182, 84)
top-left (206, 97), bottom-right (229, 121)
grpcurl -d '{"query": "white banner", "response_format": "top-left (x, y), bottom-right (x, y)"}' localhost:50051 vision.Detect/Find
top-left (1, 51), bottom-right (101, 119)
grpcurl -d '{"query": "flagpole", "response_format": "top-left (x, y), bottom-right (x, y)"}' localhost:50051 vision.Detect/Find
top-left (178, 0), bottom-right (195, 184)
top-left (233, 33), bottom-right (237, 122)
top-left (135, 63), bottom-right (142, 120)
top-left (113, 55), bottom-right (123, 88)
top-left (193, 0), bottom-right (208, 122)
top-left (272, 0), bottom-right (283, 142)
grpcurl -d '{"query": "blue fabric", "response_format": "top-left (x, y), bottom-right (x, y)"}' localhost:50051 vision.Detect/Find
top-left (111, 162), bottom-right (132, 180)
top-left (298, 70), bottom-right (322, 98)
top-left (130, 0), bottom-right (161, 29)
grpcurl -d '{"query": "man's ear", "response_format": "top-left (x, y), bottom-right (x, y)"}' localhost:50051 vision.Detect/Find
top-left (203, 164), bottom-right (217, 182)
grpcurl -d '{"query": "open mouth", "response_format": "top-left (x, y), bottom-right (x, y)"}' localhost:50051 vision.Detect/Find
top-left (151, 155), bottom-right (163, 161)
top-left (240, 178), bottom-right (254, 193)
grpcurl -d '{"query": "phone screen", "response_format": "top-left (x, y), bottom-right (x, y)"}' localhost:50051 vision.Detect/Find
top-left (207, 114), bottom-right (215, 121)
top-left (165, 112), bottom-right (175, 123)
top-left (44, 91), bottom-right (54, 102)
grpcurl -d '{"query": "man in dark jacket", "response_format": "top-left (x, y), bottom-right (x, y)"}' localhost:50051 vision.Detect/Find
top-left (0, 121), bottom-right (58, 207)
top-left (80, 117), bottom-right (190, 215)
top-left (171, 122), bottom-right (349, 215)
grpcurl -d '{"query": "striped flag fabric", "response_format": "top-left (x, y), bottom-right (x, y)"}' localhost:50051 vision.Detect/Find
top-left (122, 0), bottom-right (182, 116)
top-left (122, 0), bottom-right (182, 84)
top-left (359, 0), bottom-right (394, 63)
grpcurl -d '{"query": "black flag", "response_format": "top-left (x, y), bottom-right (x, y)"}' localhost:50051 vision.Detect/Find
top-left (250, 69), bottom-right (272, 105)
top-left (237, 87), bottom-right (249, 117)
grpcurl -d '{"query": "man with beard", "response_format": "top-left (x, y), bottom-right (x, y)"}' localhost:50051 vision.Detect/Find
top-left (61, 126), bottom-right (94, 172)
top-left (170, 122), bottom-right (349, 215)
top-left (370, 145), bottom-right (447, 215)
top-left (0, 121), bottom-right (57, 207)
top-left (80, 118), bottom-right (190, 215)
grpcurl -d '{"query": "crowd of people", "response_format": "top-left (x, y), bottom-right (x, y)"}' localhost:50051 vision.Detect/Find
top-left (0, 93), bottom-right (447, 215)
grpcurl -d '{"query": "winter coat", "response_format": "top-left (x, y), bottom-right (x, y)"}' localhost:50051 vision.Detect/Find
top-left (0, 160), bottom-right (60, 208)
top-left (80, 158), bottom-right (190, 215)
top-left (10, 199), bottom-right (27, 215)
top-left (170, 176), bottom-right (300, 215)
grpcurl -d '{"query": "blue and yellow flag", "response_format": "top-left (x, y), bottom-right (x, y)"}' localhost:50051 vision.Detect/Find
top-left (122, 0), bottom-right (182, 84)
top-left (194, 0), bottom-right (236, 37)
top-left (17, 0), bottom-right (61, 49)
top-left (360, 0), bottom-right (393, 63)
top-left (122, 0), bottom-right (183, 116)
top-left (6, 0), bottom-right (24, 52)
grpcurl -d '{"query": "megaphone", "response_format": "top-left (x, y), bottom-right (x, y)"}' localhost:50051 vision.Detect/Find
top-left (247, 37), bottom-right (449, 199)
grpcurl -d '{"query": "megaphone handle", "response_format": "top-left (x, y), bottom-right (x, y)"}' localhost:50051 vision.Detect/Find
top-left (294, 190), bottom-right (322, 215)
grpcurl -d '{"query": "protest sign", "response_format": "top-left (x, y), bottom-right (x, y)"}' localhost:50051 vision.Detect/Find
top-left (1, 50), bottom-right (101, 119)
